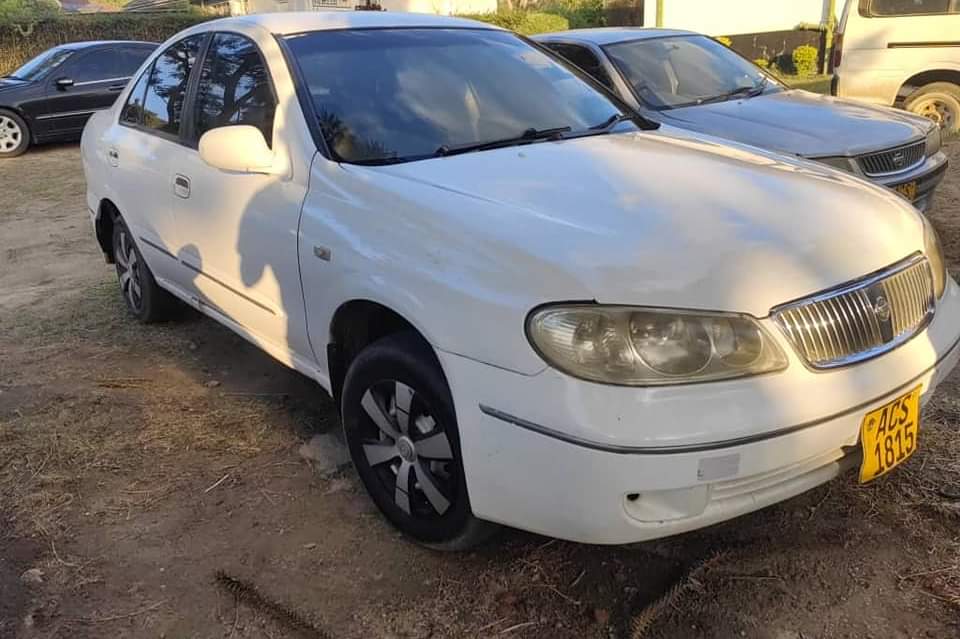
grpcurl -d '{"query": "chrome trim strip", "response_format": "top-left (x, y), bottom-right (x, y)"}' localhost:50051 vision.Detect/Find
top-left (35, 108), bottom-right (106, 121)
top-left (73, 76), bottom-right (130, 87)
top-left (139, 236), bottom-right (276, 316)
top-left (139, 236), bottom-right (177, 261)
top-left (478, 332), bottom-right (960, 456)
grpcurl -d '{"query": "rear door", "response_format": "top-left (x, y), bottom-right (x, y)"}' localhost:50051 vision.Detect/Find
top-left (100, 35), bottom-right (206, 289)
top-left (45, 45), bottom-right (154, 137)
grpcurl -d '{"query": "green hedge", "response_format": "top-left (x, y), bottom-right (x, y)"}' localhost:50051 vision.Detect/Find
top-left (0, 13), bottom-right (212, 76)
top-left (461, 11), bottom-right (569, 35)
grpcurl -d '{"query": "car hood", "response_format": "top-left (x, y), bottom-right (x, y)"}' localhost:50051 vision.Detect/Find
top-left (659, 89), bottom-right (930, 158)
top-left (356, 130), bottom-right (924, 319)
top-left (0, 77), bottom-right (28, 93)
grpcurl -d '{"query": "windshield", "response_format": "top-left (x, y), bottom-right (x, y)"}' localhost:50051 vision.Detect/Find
top-left (7, 47), bottom-right (74, 82)
top-left (284, 28), bottom-right (630, 164)
top-left (604, 35), bottom-right (779, 110)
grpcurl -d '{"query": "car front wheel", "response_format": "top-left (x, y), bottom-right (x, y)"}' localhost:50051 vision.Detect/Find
top-left (341, 332), bottom-right (498, 550)
top-left (0, 109), bottom-right (29, 158)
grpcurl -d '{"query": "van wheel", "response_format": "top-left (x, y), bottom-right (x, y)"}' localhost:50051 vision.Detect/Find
top-left (905, 82), bottom-right (960, 134)
top-left (0, 109), bottom-right (29, 158)
top-left (112, 216), bottom-right (177, 323)
top-left (341, 332), bottom-right (499, 551)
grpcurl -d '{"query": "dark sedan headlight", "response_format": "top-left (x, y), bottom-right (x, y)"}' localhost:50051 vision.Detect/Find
top-left (925, 126), bottom-right (942, 157)
top-left (527, 305), bottom-right (788, 386)
top-left (813, 156), bottom-right (856, 173)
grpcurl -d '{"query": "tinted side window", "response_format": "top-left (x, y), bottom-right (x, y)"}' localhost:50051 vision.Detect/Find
top-left (193, 33), bottom-right (276, 146)
top-left (867, 0), bottom-right (958, 15)
top-left (548, 43), bottom-right (615, 91)
top-left (118, 47), bottom-right (155, 77)
top-left (142, 35), bottom-right (204, 137)
top-left (69, 49), bottom-right (121, 83)
top-left (121, 68), bottom-right (151, 125)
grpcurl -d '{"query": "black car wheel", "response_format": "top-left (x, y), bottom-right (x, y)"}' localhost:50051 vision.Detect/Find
top-left (0, 109), bottom-right (29, 158)
top-left (112, 215), bottom-right (177, 322)
top-left (341, 332), bottom-right (498, 550)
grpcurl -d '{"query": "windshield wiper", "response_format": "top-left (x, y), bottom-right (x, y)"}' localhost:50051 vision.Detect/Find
top-left (435, 126), bottom-right (572, 157)
top-left (589, 112), bottom-right (633, 131)
top-left (697, 78), bottom-right (768, 105)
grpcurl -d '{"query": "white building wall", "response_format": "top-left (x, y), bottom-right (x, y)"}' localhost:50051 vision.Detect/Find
top-left (644, 0), bottom-right (829, 35)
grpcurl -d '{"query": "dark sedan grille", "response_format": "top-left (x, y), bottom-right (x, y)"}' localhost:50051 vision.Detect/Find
top-left (772, 255), bottom-right (935, 369)
top-left (857, 141), bottom-right (925, 177)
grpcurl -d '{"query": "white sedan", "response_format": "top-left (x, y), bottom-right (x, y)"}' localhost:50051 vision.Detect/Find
top-left (81, 12), bottom-right (960, 549)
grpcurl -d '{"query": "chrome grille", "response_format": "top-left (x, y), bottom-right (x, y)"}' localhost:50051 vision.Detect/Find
top-left (772, 256), bottom-right (934, 369)
top-left (857, 141), bottom-right (925, 177)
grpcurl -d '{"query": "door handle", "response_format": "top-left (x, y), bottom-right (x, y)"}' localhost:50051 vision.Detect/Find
top-left (107, 148), bottom-right (119, 167)
top-left (174, 174), bottom-right (191, 199)
top-left (107, 85), bottom-right (125, 93)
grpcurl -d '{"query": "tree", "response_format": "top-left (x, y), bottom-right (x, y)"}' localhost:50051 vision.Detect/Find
top-left (0, 0), bottom-right (61, 36)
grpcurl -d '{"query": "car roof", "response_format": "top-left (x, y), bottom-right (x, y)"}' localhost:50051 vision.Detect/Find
top-left (203, 11), bottom-right (502, 36)
top-left (58, 40), bottom-right (158, 51)
top-left (533, 27), bottom-right (698, 46)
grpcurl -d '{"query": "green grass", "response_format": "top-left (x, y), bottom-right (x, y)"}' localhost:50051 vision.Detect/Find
top-left (781, 74), bottom-right (833, 95)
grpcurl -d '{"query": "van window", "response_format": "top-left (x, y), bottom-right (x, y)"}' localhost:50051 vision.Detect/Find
top-left (862, 0), bottom-right (960, 16)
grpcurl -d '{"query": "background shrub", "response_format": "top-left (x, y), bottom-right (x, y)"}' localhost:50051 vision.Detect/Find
top-left (0, 13), bottom-right (211, 75)
top-left (461, 11), bottom-right (568, 35)
top-left (715, 35), bottom-right (732, 47)
top-left (538, 0), bottom-right (603, 29)
top-left (753, 58), bottom-right (770, 69)
top-left (791, 44), bottom-right (819, 77)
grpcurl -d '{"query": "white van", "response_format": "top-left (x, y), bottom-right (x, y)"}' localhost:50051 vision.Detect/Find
top-left (833, 0), bottom-right (960, 133)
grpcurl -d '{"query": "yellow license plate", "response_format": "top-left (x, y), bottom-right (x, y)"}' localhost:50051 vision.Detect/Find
top-left (859, 385), bottom-right (921, 483)
top-left (893, 181), bottom-right (918, 201)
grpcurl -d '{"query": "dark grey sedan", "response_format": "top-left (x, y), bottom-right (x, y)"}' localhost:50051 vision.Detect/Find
top-left (535, 28), bottom-right (948, 212)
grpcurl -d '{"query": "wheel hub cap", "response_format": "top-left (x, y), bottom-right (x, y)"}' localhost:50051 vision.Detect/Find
top-left (358, 381), bottom-right (456, 517)
top-left (0, 116), bottom-right (22, 153)
top-left (396, 436), bottom-right (417, 462)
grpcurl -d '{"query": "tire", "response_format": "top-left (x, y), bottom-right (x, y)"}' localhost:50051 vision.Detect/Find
top-left (112, 215), bottom-right (178, 323)
top-left (904, 82), bottom-right (960, 134)
top-left (0, 109), bottom-right (29, 158)
top-left (341, 332), bottom-right (499, 551)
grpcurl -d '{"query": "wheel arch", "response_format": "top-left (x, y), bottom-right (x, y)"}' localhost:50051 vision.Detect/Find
top-left (327, 299), bottom-right (444, 413)
top-left (95, 198), bottom-right (121, 263)
top-left (897, 68), bottom-right (960, 102)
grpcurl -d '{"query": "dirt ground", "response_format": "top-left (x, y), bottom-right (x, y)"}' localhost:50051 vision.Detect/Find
top-left (1, 141), bottom-right (959, 639)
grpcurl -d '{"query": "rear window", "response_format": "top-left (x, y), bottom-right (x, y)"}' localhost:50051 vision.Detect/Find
top-left (862, 0), bottom-right (960, 15)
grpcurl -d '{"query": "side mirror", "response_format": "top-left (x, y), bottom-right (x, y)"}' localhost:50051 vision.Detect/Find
top-left (55, 77), bottom-right (74, 90)
top-left (198, 125), bottom-right (281, 175)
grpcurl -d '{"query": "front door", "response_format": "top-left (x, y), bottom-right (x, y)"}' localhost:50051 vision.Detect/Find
top-left (46, 46), bottom-right (150, 137)
top-left (172, 32), bottom-right (311, 364)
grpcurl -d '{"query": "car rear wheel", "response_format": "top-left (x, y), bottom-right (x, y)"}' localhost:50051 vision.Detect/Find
top-left (341, 332), bottom-right (499, 551)
top-left (904, 82), bottom-right (960, 134)
top-left (112, 215), bottom-right (177, 323)
top-left (0, 109), bottom-right (29, 158)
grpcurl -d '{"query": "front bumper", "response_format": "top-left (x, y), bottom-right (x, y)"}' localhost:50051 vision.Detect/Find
top-left (439, 279), bottom-right (960, 544)
top-left (874, 153), bottom-right (948, 213)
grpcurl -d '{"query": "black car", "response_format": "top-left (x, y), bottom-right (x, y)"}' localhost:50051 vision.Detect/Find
top-left (0, 40), bottom-right (157, 158)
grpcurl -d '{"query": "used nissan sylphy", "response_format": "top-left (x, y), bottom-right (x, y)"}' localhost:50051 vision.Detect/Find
top-left (82, 13), bottom-right (960, 549)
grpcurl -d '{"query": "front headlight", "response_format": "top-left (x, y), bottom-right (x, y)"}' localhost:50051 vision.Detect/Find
top-left (527, 305), bottom-right (788, 386)
top-left (926, 126), bottom-right (942, 157)
top-left (813, 156), bottom-right (856, 173)
top-left (923, 217), bottom-right (948, 298)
